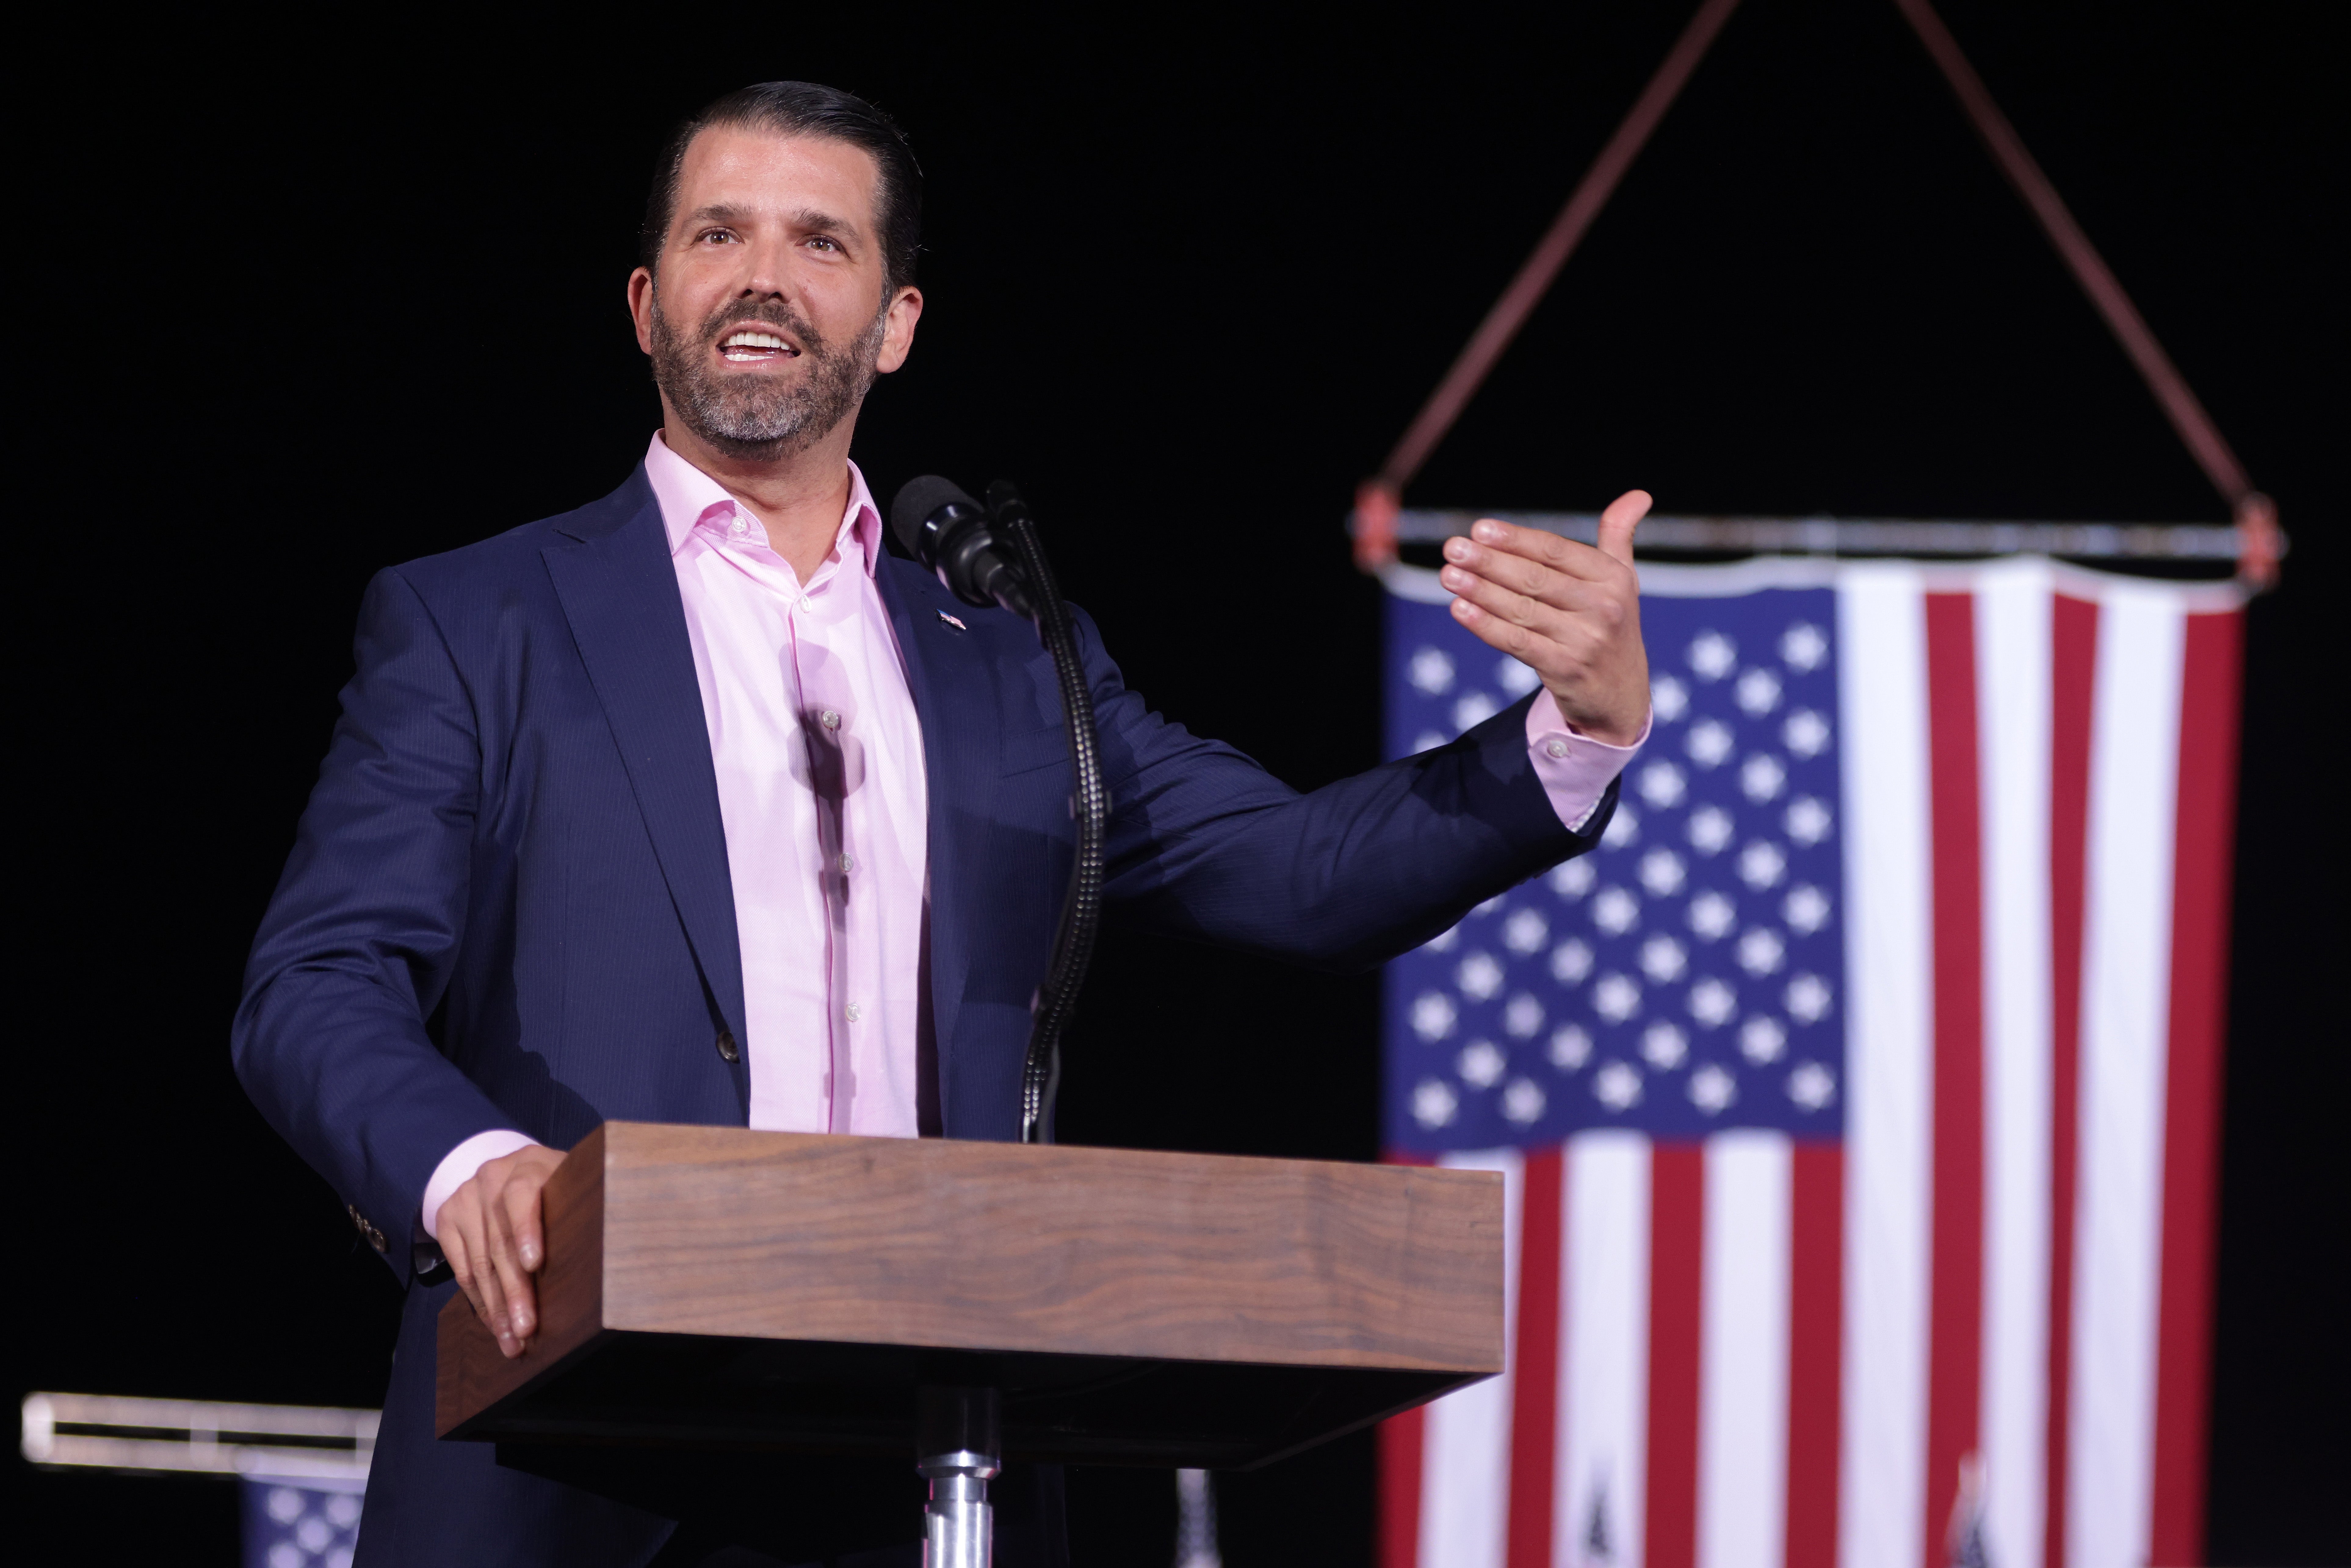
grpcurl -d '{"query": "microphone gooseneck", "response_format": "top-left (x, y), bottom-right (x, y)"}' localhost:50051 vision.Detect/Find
top-left (887, 476), bottom-right (1105, 1145)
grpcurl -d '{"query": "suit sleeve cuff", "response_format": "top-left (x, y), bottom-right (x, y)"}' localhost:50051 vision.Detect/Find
top-left (1526, 690), bottom-right (1650, 833)
top-left (421, 1129), bottom-right (543, 1240)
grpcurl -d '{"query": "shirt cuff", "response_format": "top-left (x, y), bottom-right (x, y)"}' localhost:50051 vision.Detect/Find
top-left (421, 1129), bottom-right (543, 1241)
top-left (1526, 689), bottom-right (1650, 833)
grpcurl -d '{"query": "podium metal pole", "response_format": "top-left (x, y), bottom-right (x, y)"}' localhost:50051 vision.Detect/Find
top-left (917, 1386), bottom-right (1000, 1568)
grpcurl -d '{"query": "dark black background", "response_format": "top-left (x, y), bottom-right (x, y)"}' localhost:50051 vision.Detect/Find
top-left (13, 2), bottom-right (2343, 1562)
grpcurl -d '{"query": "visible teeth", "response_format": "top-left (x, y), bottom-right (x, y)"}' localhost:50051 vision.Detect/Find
top-left (722, 331), bottom-right (790, 350)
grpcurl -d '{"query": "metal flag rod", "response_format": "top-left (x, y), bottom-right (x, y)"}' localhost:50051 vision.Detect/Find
top-left (1373, 508), bottom-right (2286, 566)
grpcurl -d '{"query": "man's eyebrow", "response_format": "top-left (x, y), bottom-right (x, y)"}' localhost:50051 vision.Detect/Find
top-left (679, 203), bottom-right (865, 242)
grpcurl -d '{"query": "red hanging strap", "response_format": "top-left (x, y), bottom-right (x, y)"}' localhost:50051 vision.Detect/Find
top-left (1352, 0), bottom-right (1746, 570)
top-left (1890, 0), bottom-right (2277, 585)
top-left (1355, 0), bottom-right (2277, 587)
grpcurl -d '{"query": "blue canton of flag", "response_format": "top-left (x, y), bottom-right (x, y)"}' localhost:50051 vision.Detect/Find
top-left (1382, 584), bottom-right (1846, 1151)
top-left (240, 1474), bottom-right (364, 1568)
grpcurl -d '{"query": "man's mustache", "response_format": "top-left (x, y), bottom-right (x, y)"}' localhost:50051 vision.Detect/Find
top-left (698, 302), bottom-right (828, 352)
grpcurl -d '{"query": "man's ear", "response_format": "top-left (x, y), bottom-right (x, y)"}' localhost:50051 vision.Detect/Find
top-left (628, 267), bottom-right (656, 356)
top-left (875, 285), bottom-right (924, 375)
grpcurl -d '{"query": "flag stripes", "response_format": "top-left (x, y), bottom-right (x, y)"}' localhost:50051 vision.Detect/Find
top-left (1380, 559), bottom-right (2242, 1568)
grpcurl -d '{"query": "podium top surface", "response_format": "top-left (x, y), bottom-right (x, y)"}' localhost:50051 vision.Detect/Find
top-left (437, 1122), bottom-right (1503, 1468)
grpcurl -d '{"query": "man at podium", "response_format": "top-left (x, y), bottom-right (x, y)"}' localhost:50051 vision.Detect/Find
top-left (234, 80), bottom-right (1653, 1568)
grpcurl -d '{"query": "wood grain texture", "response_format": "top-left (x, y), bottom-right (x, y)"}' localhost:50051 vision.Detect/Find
top-left (434, 1123), bottom-right (611, 1437)
top-left (436, 1122), bottom-right (1505, 1456)
top-left (595, 1123), bottom-right (1503, 1373)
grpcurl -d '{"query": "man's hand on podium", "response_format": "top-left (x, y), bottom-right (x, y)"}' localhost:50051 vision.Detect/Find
top-left (1437, 489), bottom-right (1653, 748)
top-left (439, 1144), bottom-right (568, 1359)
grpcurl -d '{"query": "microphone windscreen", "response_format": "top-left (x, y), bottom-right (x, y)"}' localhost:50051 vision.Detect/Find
top-left (890, 475), bottom-right (978, 557)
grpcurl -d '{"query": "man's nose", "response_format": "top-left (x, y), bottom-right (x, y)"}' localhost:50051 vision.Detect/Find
top-left (737, 235), bottom-right (802, 300)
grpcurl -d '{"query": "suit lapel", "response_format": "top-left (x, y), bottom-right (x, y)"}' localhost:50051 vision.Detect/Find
top-left (876, 556), bottom-right (1003, 1092)
top-left (541, 473), bottom-right (749, 1097)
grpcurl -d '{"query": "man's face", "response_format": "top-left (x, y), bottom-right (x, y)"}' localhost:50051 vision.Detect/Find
top-left (630, 127), bottom-right (921, 460)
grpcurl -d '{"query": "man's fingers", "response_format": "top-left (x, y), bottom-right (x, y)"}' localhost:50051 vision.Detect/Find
top-left (485, 1187), bottom-right (537, 1346)
top-left (444, 1223), bottom-right (486, 1325)
top-left (1595, 490), bottom-right (1651, 566)
top-left (504, 1170), bottom-right (546, 1275)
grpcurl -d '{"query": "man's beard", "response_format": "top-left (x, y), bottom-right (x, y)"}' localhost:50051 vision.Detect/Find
top-left (649, 291), bottom-right (887, 461)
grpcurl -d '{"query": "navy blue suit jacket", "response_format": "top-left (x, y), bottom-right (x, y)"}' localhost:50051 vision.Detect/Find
top-left (234, 467), bottom-right (1612, 1566)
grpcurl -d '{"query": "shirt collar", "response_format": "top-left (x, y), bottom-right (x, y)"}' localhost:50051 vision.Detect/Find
top-left (642, 430), bottom-right (882, 578)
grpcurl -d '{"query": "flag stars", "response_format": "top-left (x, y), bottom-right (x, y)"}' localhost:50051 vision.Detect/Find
top-left (1737, 927), bottom-right (1787, 976)
top-left (1550, 938), bottom-right (1596, 984)
top-left (1688, 977), bottom-right (1738, 1027)
top-left (1458, 1040), bottom-right (1506, 1088)
top-left (1639, 761), bottom-right (1687, 808)
top-left (1786, 973), bottom-right (1834, 1022)
top-left (1738, 840), bottom-right (1789, 889)
top-left (1784, 708), bottom-right (1832, 757)
top-left (1456, 952), bottom-right (1504, 1000)
top-left (1687, 719), bottom-right (1735, 768)
top-left (1741, 753), bottom-right (1788, 803)
top-left (1788, 1060), bottom-right (1837, 1109)
top-left (1408, 647), bottom-right (1455, 695)
top-left (1593, 973), bottom-right (1642, 1021)
top-left (1504, 993), bottom-right (1546, 1038)
top-left (1593, 1060), bottom-right (1644, 1109)
top-left (1386, 593), bottom-right (1846, 1145)
top-left (1641, 1021), bottom-right (1689, 1070)
top-left (1501, 1077), bottom-right (1547, 1125)
top-left (1688, 891), bottom-right (1737, 940)
top-left (1639, 849), bottom-right (1687, 897)
top-left (1640, 934), bottom-right (1688, 984)
top-left (1689, 1064), bottom-right (1737, 1114)
top-left (1689, 631), bottom-right (1738, 681)
top-left (1494, 657), bottom-right (1542, 697)
top-left (1687, 807), bottom-right (1735, 855)
top-left (1503, 907), bottom-right (1550, 953)
top-left (1551, 858), bottom-right (1596, 898)
top-left (1411, 991), bottom-right (1457, 1041)
top-left (1741, 1014), bottom-right (1788, 1064)
top-left (1781, 621), bottom-right (1828, 671)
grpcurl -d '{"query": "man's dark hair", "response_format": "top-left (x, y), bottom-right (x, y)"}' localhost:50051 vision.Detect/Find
top-left (640, 81), bottom-right (923, 294)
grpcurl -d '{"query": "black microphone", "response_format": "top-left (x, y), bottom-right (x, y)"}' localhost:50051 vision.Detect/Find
top-left (889, 475), bottom-right (1036, 619)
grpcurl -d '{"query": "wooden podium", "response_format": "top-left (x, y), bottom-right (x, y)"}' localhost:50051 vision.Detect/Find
top-left (436, 1122), bottom-right (1501, 1560)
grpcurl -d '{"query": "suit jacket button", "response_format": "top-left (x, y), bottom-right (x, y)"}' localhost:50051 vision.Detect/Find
top-left (716, 1028), bottom-right (740, 1063)
top-left (348, 1205), bottom-right (387, 1253)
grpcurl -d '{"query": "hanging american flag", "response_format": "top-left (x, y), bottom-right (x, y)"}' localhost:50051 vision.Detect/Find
top-left (1377, 556), bottom-right (2243, 1568)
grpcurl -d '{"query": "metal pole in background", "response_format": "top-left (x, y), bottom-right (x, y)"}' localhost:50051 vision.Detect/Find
top-left (1173, 1468), bottom-right (1221, 1568)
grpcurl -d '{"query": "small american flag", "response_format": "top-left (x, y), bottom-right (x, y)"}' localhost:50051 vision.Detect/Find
top-left (1377, 556), bottom-right (2242, 1568)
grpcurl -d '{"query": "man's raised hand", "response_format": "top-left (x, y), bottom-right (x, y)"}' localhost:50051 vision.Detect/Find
top-left (1438, 489), bottom-right (1652, 747)
top-left (437, 1144), bottom-right (567, 1360)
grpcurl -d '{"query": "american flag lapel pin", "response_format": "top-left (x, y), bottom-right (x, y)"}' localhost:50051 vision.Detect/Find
top-left (937, 610), bottom-right (968, 631)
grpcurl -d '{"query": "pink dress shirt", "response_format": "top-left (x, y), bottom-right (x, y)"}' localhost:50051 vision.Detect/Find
top-left (420, 439), bottom-right (1643, 1238)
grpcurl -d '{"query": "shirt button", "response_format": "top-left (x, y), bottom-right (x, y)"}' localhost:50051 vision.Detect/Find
top-left (798, 595), bottom-right (816, 613)
top-left (845, 1003), bottom-right (863, 1023)
top-left (730, 515), bottom-right (748, 536)
top-left (715, 1028), bottom-right (740, 1063)
top-left (839, 853), bottom-right (855, 874)
top-left (819, 709), bottom-right (842, 731)
top-left (1546, 738), bottom-right (1571, 759)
